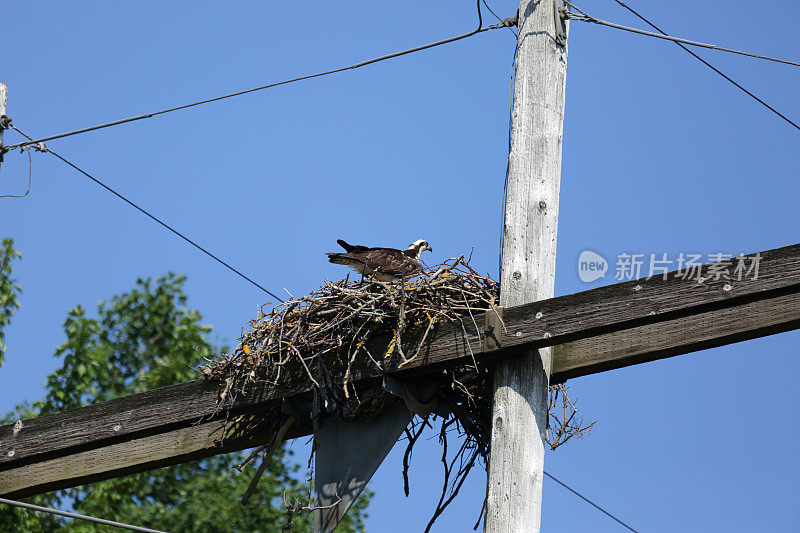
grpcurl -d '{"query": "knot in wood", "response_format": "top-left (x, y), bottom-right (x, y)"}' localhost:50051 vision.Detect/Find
top-left (494, 416), bottom-right (504, 431)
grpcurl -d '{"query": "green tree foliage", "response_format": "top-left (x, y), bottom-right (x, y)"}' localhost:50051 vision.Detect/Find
top-left (0, 238), bottom-right (22, 367)
top-left (0, 272), bottom-right (369, 532)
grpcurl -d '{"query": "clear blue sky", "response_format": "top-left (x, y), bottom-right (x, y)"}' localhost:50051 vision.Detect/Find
top-left (2, 1), bottom-right (799, 531)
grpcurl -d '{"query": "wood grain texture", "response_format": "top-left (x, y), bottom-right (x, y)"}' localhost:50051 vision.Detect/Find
top-left (0, 380), bottom-right (222, 470)
top-left (554, 290), bottom-right (800, 380)
top-left (2, 243), bottom-right (799, 496)
top-left (0, 416), bottom-right (308, 498)
top-left (485, 0), bottom-right (568, 529)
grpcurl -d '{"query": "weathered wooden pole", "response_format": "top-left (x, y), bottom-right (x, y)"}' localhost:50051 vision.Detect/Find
top-left (0, 83), bottom-right (8, 173)
top-left (485, 0), bottom-right (568, 531)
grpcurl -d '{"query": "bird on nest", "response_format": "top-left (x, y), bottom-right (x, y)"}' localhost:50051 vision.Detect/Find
top-left (326, 238), bottom-right (433, 282)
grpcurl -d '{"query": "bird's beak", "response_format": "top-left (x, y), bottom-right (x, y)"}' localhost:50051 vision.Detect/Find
top-left (425, 244), bottom-right (433, 253)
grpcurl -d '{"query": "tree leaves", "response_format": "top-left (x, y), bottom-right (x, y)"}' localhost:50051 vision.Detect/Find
top-left (0, 271), bottom-right (369, 532)
top-left (0, 238), bottom-right (22, 367)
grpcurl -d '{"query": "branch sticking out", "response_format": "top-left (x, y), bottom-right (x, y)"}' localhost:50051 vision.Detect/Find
top-left (545, 383), bottom-right (596, 450)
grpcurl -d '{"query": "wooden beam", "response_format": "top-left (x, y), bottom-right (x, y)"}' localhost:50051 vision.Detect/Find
top-left (5, 288), bottom-right (797, 498)
top-left (554, 290), bottom-right (800, 379)
top-left (1, 415), bottom-right (311, 499)
top-left (2, 243), bottom-right (799, 496)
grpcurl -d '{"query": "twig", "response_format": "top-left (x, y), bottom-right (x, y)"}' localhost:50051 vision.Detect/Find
top-left (242, 415), bottom-right (295, 505)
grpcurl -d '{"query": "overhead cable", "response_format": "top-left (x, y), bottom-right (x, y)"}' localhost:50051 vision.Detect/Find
top-left (10, 125), bottom-right (285, 302)
top-left (544, 471), bottom-right (640, 533)
top-left (571, 0), bottom-right (800, 132)
top-left (567, 6), bottom-right (800, 67)
top-left (4, 15), bottom-right (514, 151)
top-left (0, 497), bottom-right (167, 533)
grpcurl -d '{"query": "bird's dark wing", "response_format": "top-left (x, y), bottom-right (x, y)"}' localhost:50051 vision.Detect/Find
top-left (337, 239), bottom-right (375, 253)
top-left (360, 249), bottom-right (422, 277)
top-left (327, 247), bottom-right (422, 278)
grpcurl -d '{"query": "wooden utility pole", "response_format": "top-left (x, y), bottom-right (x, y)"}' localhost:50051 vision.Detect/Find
top-left (485, 0), bottom-right (568, 530)
top-left (0, 83), bottom-right (8, 172)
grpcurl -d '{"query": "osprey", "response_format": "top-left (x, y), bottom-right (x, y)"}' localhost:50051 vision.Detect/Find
top-left (326, 239), bottom-right (433, 282)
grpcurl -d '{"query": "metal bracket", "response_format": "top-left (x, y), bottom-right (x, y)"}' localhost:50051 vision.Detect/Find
top-left (554, 0), bottom-right (568, 47)
top-left (484, 306), bottom-right (504, 353)
top-left (0, 116), bottom-right (13, 164)
top-left (314, 401), bottom-right (412, 532)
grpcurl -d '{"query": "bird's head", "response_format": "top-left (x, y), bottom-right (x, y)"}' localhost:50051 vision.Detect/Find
top-left (407, 239), bottom-right (433, 260)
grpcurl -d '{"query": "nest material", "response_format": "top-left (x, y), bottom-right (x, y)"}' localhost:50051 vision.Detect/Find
top-left (202, 256), bottom-right (498, 422)
top-left (201, 256), bottom-right (593, 529)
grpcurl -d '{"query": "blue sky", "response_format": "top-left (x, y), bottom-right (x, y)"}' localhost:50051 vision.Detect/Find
top-left (1, 0), bottom-right (799, 531)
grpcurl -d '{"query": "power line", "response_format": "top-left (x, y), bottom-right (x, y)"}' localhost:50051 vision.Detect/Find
top-left (4, 15), bottom-right (514, 151)
top-left (575, 0), bottom-right (800, 133)
top-left (567, 6), bottom-right (800, 67)
top-left (543, 471), bottom-right (640, 533)
top-left (0, 3), bottom-right (515, 303)
top-left (0, 497), bottom-right (167, 533)
top-left (10, 125), bottom-right (286, 303)
top-left (482, 0), bottom-right (518, 38)
top-left (0, 2), bottom-right (513, 301)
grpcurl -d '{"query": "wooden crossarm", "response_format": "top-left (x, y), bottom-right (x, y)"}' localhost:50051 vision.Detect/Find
top-left (2, 242), bottom-right (799, 497)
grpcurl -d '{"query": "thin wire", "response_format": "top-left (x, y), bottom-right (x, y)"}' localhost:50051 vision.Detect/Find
top-left (0, 148), bottom-right (32, 199)
top-left (544, 471), bottom-right (640, 533)
top-left (0, 497), bottom-right (167, 533)
top-left (482, 0), bottom-right (518, 37)
top-left (567, 7), bottom-right (800, 67)
top-left (4, 13), bottom-right (513, 151)
top-left (580, 0), bottom-right (800, 133)
top-left (10, 125), bottom-right (285, 302)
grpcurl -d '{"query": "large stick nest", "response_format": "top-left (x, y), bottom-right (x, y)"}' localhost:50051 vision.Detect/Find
top-left (202, 256), bottom-right (497, 433)
top-left (200, 256), bottom-right (593, 529)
